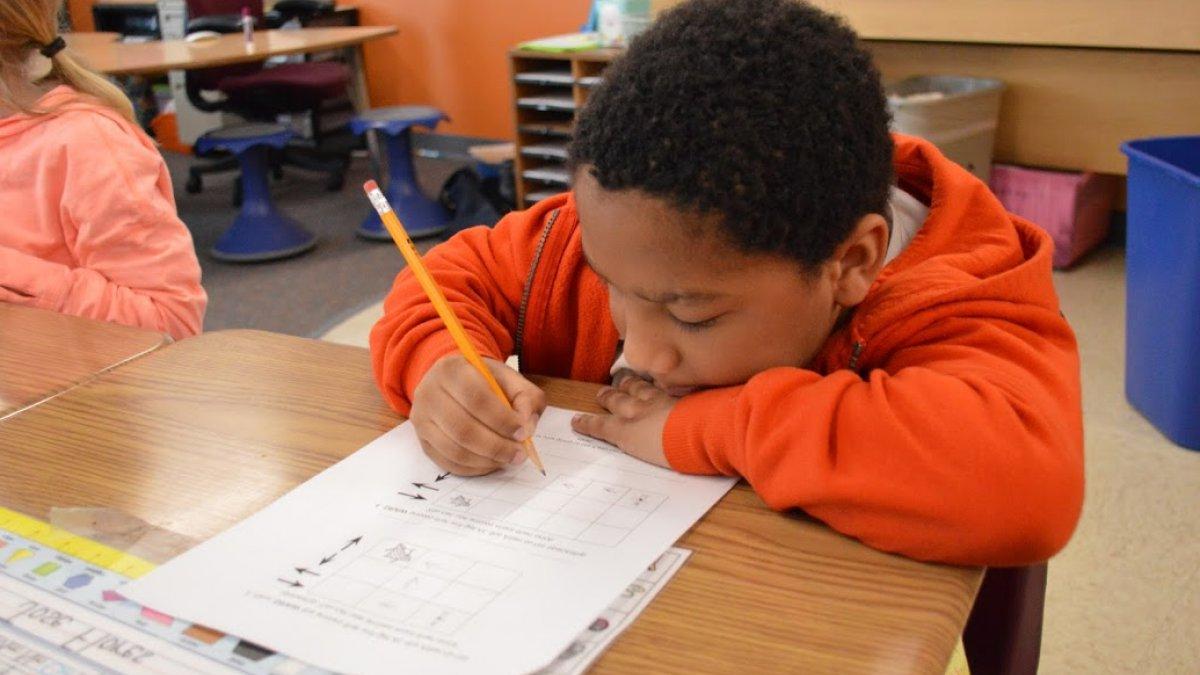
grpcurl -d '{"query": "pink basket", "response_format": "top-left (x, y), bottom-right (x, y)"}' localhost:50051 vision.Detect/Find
top-left (989, 164), bottom-right (1120, 268)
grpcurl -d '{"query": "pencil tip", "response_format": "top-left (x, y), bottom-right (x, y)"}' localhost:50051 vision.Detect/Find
top-left (539, 469), bottom-right (547, 476)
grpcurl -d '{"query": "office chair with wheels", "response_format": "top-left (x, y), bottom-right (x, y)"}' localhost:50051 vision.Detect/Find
top-left (183, 0), bottom-right (351, 198)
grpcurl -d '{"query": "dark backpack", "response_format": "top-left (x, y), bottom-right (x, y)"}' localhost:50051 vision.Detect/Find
top-left (438, 163), bottom-right (515, 234)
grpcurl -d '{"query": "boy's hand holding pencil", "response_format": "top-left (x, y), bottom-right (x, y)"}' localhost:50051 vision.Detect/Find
top-left (410, 355), bottom-right (547, 476)
top-left (362, 181), bottom-right (547, 477)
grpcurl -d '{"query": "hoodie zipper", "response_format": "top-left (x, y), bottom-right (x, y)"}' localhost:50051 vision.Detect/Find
top-left (514, 209), bottom-right (561, 372)
top-left (848, 341), bottom-right (865, 371)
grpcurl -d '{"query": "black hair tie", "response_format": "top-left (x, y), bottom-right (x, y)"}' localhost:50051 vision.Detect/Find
top-left (39, 36), bottom-right (66, 58)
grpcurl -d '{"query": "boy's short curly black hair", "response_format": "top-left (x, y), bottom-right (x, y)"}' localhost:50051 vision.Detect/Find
top-left (569, 0), bottom-right (893, 268)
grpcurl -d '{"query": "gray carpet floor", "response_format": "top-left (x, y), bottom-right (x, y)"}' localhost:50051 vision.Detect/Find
top-left (163, 150), bottom-right (460, 337)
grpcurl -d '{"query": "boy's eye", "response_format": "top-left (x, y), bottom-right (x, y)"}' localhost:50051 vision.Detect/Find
top-left (671, 315), bottom-right (719, 332)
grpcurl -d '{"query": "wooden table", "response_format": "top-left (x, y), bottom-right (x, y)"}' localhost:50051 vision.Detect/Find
top-left (65, 26), bottom-right (394, 76)
top-left (64, 26), bottom-right (395, 111)
top-left (61, 30), bottom-right (121, 50)
top-left (0, 305), bottom-right (168, 420)
top-left (0, 330), bottom-right (982, 673)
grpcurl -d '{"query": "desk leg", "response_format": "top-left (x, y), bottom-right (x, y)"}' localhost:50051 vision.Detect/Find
top-left (347, 44), bottom-right (371, 112)
top-left (347, 44), bottom-right (383, 182)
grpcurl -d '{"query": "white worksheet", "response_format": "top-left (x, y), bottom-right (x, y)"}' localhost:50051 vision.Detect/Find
top-left (126, 407), bottom-right (735, 675)
top-left (537, 547), bottom-right (691, 675)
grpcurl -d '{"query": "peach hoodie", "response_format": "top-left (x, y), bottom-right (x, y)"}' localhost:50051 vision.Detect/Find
top-left (0, 85), bottom-right (206, 338)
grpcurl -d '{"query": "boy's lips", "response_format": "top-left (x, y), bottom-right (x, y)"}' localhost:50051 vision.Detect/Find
top-left (660, 384), bottom-right (697, 397)
top-left (620, 370), bottom-right (697, 397)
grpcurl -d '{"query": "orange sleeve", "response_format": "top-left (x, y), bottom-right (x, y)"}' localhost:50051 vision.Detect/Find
top-left (662, 306), bottom-right (1084, 566)
top-left (369, 200), bottom-right (559, 415)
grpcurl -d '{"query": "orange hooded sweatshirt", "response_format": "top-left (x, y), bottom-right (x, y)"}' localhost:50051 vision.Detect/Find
top-left (0, 86), bottom-right (206, 339)
top-left (371, 135), bottom-right (1084, 567)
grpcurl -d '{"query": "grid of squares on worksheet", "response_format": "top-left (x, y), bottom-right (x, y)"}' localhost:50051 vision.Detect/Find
top-left (308, 539), bottom-right (520, 635)
top-left (428, 458), bottom-right (668, 548)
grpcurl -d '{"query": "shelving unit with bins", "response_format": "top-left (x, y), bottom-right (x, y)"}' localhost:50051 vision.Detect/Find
top-left (509, 48), bottom-right (621, 208)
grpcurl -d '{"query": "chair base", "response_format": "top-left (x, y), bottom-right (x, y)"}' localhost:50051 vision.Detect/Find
top-left (358, 187), bottom-right (449, 241)
top-left (212, 209), bottom-right (317, 263)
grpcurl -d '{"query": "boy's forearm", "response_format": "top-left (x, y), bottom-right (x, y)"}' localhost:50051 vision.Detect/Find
top-left (663, 361), bottom-right (1084, 567)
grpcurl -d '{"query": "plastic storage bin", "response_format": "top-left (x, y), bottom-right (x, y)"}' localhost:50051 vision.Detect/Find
top-left (596, 0), bottom-right (651, 47)
top-left (1120, 136), bottom-right (1200, 450)
top-left (989, 164), bottom-right (1119, 268)
top-left (887, 76), bottom-right (1004, 183)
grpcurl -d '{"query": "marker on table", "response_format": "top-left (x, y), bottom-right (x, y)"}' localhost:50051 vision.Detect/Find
top-left (240, 7), bottom-right (253, 45)
top-left (362, 180), bottom-right (546, 475)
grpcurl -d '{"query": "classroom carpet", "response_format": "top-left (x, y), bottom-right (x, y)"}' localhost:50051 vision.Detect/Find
top-left (163, 150), bottom-right (460, 337)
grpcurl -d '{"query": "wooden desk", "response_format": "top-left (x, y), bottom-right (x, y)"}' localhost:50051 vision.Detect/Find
top-left (64, 26), bottom-right (395, 111)
top-left (0, 305), bottom-right (168, 420)
top-left (61, 31), bottom-right (121, 49)
top-left (65, 26), bottom-right (394, 76)
top-left (0, 330), bottom-right (981, 673)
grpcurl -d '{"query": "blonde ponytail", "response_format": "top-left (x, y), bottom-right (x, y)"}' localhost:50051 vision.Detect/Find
top-left (0, 0), bottom-right (135, 123)
top-left (48, 50), bottom-right (136, 123)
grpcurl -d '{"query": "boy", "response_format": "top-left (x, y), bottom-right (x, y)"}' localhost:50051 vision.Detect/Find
top-left (370, 0), bottom-right (1083, 566)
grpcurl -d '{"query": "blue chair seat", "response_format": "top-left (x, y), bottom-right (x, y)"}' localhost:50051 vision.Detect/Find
top-left (196, 123), bottom-right (317, 262)
top-left (350, 106), bottom-right (450, 240)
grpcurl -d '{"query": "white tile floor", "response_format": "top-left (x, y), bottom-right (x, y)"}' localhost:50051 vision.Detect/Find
top-left (323, 245), bottom-right (1200, 672)
top-left (320, 300), bottom-right (383, 349)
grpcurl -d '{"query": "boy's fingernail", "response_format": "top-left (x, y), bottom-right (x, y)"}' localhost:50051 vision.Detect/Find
top-left (511, 450), bottom-right (527, 465)
top-left (512, 426), bottom-right (530, 441)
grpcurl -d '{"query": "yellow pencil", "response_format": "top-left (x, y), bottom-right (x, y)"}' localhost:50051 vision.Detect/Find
top-left (363, 180), bottom-right (546, 475)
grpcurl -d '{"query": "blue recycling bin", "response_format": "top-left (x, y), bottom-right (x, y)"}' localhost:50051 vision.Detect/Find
top-left (1120, 136), bottom-right (1200, 450)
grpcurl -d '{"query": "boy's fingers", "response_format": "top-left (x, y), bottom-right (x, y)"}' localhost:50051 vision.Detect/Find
top-left (420, 422), bottom-right (496, 470)
top-left (441, 373), bottom-right (526, 441)
top-left (571, 412), bottom-right (623, 449)
top-left (487, 359), bottom-right (547, 431)
top-left (417, 403), bottom-right (506, 468)
top-left (432, 400), bottom-right (525, 465)
top-left (597, 386), bottom-right (646, 420)
top-left (417, 435), bottom-right (494, 477)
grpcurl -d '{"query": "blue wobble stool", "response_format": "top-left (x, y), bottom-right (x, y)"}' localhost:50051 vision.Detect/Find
top-left (195, 123), bottom-right (317, 262)
top-left (350, 106), bottom-right (450, 240)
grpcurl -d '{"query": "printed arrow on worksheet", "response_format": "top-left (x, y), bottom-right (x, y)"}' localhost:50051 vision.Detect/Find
top-left (319, 554), bottom-right (337, 565)
top-left (294, 567), bottom-right (319, 576)
top-left (397, 492), bottom-right (427, 500)
top-left (435, 472), bottom-right (450, 482)
top-left (412, 482), bottom-right (439, 491)
top-left (340, 536), bottom-right (363, 551)
top-left (277, 578), bottom-right (303, 588)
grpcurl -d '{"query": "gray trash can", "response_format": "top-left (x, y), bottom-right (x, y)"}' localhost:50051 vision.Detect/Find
top-left (887, 75), bottom-right (1005, 183)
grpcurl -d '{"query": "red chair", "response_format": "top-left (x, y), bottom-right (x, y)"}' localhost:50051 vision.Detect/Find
top-left (183, 0), bottom-right (351, 197)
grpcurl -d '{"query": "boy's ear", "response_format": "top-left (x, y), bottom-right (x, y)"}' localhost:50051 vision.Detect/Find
top-left (830, 213), bottom-right (889, 308)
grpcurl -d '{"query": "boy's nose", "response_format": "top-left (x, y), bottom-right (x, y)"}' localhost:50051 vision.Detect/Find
top-left (621, 330), bottom-right (680, 383)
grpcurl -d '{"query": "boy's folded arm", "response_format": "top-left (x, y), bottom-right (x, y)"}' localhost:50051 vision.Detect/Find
top-left (662, 312), bottom-right (1084, 567)
top-left (370, 207), bottom-right (551, 415)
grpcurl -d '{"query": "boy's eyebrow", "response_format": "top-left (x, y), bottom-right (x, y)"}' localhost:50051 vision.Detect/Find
top-left (583, 253), bottom-right (721, 304)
